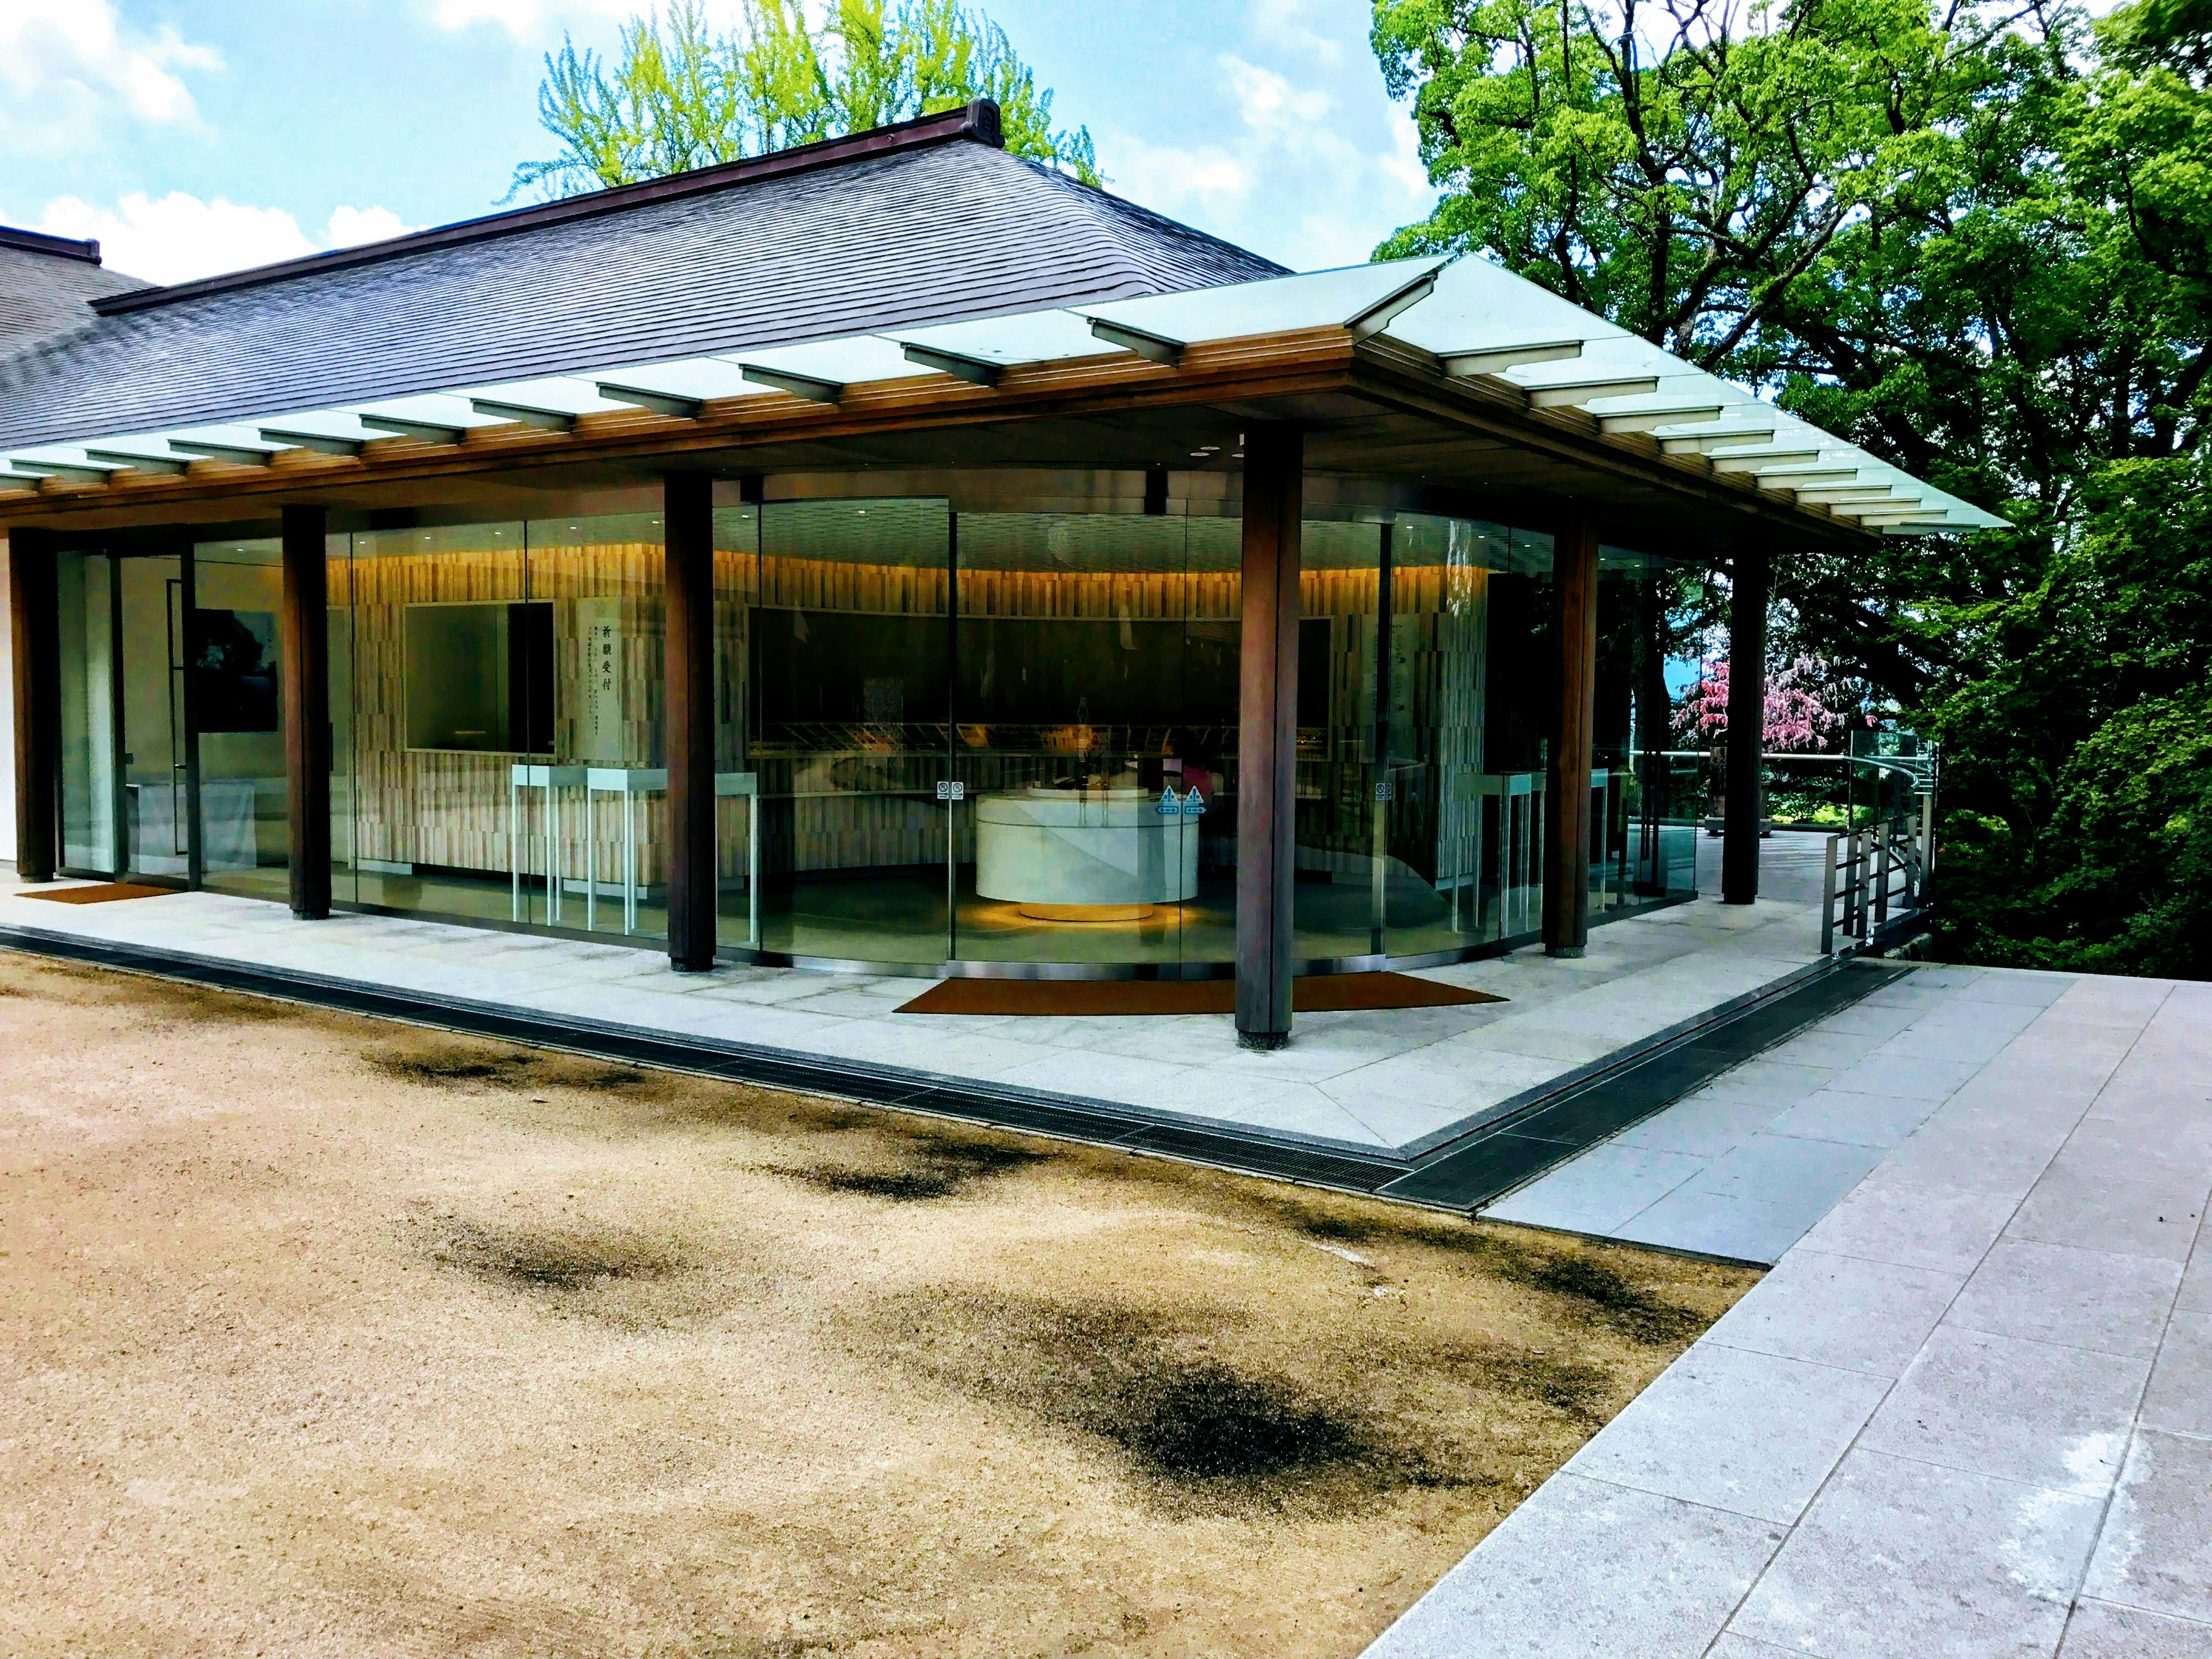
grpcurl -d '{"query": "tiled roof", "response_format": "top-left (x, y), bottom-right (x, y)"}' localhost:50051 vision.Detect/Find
top-left (0, 230), bottom-right (153, 362)
top-left (0, 108), bottom-right (1285, 452)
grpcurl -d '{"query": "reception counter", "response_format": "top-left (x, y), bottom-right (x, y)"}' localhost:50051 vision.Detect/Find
top-left (975, 787), bottom-right (1202, 921)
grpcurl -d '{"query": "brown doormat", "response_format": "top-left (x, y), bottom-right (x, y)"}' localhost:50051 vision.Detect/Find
top-left (18, 882), bottom-right (178, 905)
top-left (897, 972), bottom-right (1505, 1017)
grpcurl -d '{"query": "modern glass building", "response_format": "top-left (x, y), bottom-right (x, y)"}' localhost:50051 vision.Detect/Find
top-left (0, 103), bottom-right (2000, 1047)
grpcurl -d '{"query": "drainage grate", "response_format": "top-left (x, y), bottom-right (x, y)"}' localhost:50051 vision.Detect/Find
top-left (1378, 959), bottom-right (1911, 1211)
top-left (0, 924), bottom-right (1407, 1194)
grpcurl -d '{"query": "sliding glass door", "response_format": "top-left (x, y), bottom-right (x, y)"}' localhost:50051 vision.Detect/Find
top-left (55, 550), bottom-right (191, 882)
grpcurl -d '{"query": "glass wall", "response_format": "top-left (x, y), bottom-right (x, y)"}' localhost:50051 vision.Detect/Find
top-left (727, 498), bottom-right (952, 963)
top-left (1598, 547), bottom-right (1700, 907)
top-left (55, 551), bottom-right (118, 876)
top-left (46, 481), bottom-right (1702, 971)
top-left (949, 512), bottom-right (1238, 968)
top-left (54, 549), bottom-right (190, 881)
top-left (1380, 517), bottom-right (1558, 957)
top-left (331, 512), bottom-right (667, 936)
top-left (192, 537), bottom-right (288, 899)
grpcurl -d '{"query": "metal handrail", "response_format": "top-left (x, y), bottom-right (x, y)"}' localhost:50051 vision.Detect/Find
top-left (1822, 792), bottom-right (1936, 955)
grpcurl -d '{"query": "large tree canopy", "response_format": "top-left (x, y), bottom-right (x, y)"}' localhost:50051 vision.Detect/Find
top-left (511, 0), bottom-right (1098, 201)
top-left (1373, 0), bottom-right (2212, 972)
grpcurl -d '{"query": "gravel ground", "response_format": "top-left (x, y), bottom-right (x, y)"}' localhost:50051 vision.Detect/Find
top-left (0, 950), bottom-right (1756, 1658)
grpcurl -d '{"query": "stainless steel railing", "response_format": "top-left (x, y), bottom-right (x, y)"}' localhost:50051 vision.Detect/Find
top-left (1822, 791), bottom-right (1936, 955)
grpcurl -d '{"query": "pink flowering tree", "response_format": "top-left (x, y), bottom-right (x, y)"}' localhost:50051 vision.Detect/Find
top-left (1675, 656), bottom-right (1846, 752)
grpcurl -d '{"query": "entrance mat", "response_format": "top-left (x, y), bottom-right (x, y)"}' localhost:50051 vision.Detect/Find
top-left (18, 882), bottom-right (177, 906)
top-left (897, 972), bottom-right (1506, 1017)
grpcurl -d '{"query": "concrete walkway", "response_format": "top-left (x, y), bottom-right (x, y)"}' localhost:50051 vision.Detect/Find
top-left (0, 854), bottom-right (1827, 1158)
top-left (1482, 963), bottom-right (2020, 1264)
top-left (1368, 966), bottom-right (2212, 1657)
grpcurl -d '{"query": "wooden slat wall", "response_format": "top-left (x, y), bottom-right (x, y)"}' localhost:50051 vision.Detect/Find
top-left (334, 528), bottom-right (1484, 894)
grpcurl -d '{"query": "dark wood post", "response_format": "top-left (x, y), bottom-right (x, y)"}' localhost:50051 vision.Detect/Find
top-left (1236, 425), bottom-right (1302, 1048)
top-left (1722, 541), bottom-right (1771, 904)
top-left (279, 505), bottom-right (331, 918)
top-left (664, 471), bottom-right (717, 970)
top-left (8, 529), bottom-right (58, 881)
top-left (1544, 512), bottom-right (1600, 955)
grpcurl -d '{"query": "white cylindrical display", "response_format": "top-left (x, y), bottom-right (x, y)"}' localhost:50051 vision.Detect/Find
top-left (975, 787), bottom-right (1200, 919)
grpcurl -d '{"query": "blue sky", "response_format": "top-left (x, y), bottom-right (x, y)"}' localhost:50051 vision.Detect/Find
top-left (1, 1), bottom-right (1440, 286)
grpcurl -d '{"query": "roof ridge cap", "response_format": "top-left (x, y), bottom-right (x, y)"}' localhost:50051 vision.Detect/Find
top-left (0, 225), bottom-right (103, 264)
top-left (92, 100), bottom-right (1006, 320)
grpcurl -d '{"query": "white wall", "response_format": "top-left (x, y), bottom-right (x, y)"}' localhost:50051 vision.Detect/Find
top-left (0, 535), bottom-right (16, 865)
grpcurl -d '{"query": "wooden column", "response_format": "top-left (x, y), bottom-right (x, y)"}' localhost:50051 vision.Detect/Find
top-left (279, 505), bottom-right (331, 918)
top-left (1722, 541), bottom-right (1771, 905)
top-left (664, 471), bottom-right (716, 971)
top-left (1543, 512), bottom-right (1600, 955)
top-left (7, 529), bottom-right (58, 881)
top-left (1235, 425), bottom-right (1302, 1049)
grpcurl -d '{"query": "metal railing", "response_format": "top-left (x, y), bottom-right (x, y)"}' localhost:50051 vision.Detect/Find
top-left (1638, 747), bottom-right (1935, 833)
top-left (1822, 791), bottom-right (1936, 955)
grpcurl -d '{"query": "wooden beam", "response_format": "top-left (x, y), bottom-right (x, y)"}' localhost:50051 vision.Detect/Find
top-left (7, 528), bottom-right (58, 880)
top-left (1723, 541), bottom-right (1771, 904)
top-left (0, 326), bottom-right (1889, 556)
top-left (279, 503), bottom-right (331, 918)
top-left (1236, 423), bottom-right (1302, 1049)
top-left (1544, 511), bottom-right (1600, 955)
top-left (664, 470), bottom-right (716, 971)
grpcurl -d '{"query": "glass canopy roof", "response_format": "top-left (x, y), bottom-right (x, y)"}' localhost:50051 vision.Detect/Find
top-left (0, 253), bottom-right (2004, 536)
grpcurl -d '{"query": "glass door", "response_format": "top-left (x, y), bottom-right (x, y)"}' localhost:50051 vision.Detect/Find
top-left (191, 539), bottom-right (287, 899)
top-left (118, 554), bottom-right (191, 881)
top-left (55, 552), bottom-right (121, 876)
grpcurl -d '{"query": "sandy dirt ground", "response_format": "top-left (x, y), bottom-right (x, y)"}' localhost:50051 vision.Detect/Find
top-left (0, 951), bottom-right (1758, 1658)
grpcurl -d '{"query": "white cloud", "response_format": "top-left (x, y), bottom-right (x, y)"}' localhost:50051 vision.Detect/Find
top-left (0, 0), bottom-right (221, 157)
top-left (419, 0), bottom-right (655, 37)
top-left (327, 205), bottom-right (414, 248)
top-left (1100, 18), bottom-right (1435, 272)
top-left (1246, 0), bottom-right (1345, 66)
top-left (35, 195), bottom-right (418, 287)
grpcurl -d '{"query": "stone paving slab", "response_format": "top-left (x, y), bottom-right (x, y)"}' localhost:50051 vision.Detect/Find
top-left (0, 850), bottom-right (1828, 1161)
top-left (1366, 968), bottom-right (2212, 1658)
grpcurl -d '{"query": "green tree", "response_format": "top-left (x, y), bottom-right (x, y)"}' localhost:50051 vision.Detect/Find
top-left (510, 0), bottom-right (1099, 200)
top-left (1372, 0), bottom-right (2212, 974)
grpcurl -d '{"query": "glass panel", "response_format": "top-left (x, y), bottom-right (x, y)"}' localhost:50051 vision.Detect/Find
top-left (328, 537), bottom-right (355, 906)
top-left (1386, 518), bottom-right (1553, 952)
top-left (713, 503), bottom-right (760, 950)
top-left (1290, 521), bottom-right (1385, 963)
top-left (948, 511), bottom-right (1235, 968)
top-left (1597, 547), bottom-right (1700, 908)
top-left (531, 510), bottom-right (666, 940)
top-left (343, 521), bottom-right (528, 923)
top-left (191, 538), bottom-right (287, 899)
top-left (55, 551), bottom-right (119, 875)
top-left (118, 554), bottom-right (188, 879)
top-left (751, 498), bottom-right (949, 964)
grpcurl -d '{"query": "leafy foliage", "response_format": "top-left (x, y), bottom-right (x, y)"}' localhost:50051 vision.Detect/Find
top-left (1373, 0), bottom-right (2212, 973)
top-left (1675, 656), bottom-right (1849, 749)
top-left (510, 0), bottom-right (1098, 201)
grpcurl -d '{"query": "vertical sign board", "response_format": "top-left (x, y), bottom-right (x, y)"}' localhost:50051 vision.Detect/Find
top-left (576, 597), bottom-right (623, 764)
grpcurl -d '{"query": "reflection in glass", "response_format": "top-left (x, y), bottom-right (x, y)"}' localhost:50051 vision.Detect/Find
top-left (191, 539), bottom-right (288, 898)
top-left (747, 498), bottom-right (950, 963)
top-left (294, 486), bottom-right (1693, 971)
top-left (332, 514), bottom-right (668, 937)
top-left (119, 554), bottom-right (188, 879)
top-left (948, 512), bottom-right (1237, 967)
top-left (55, 551), bottom-right (118, 875)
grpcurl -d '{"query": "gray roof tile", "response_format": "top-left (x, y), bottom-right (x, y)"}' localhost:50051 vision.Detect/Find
top-left (0, 130), bottom-right (1284, 452)
top-left (0, 232), bottom-right (153, 363)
